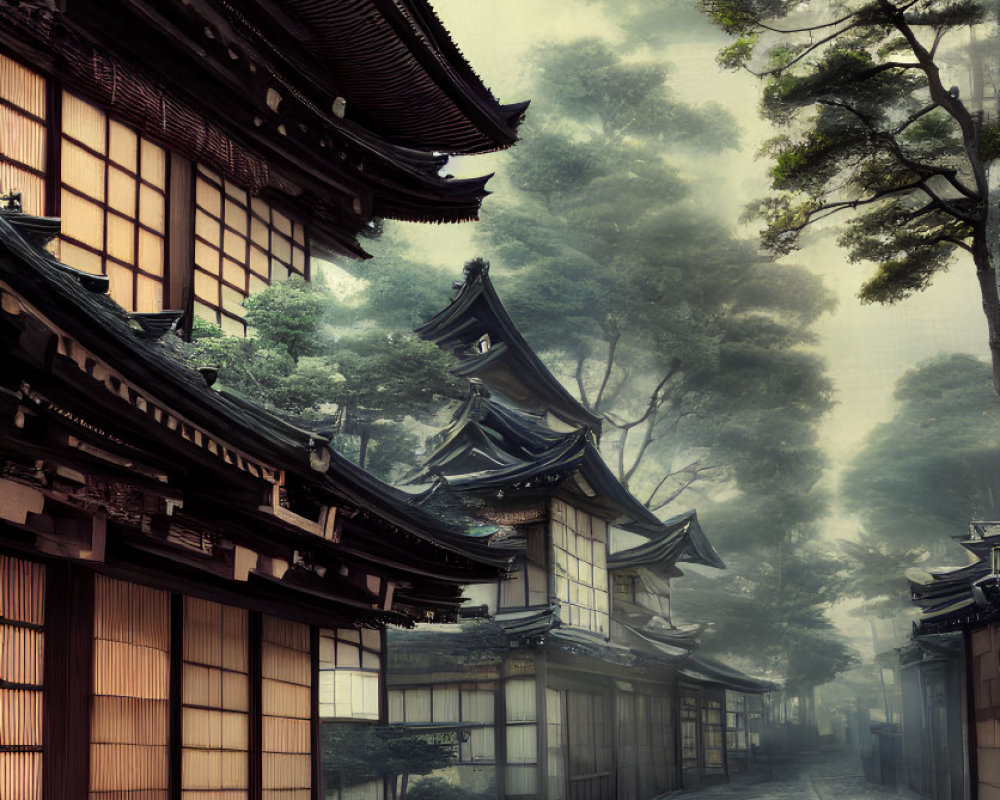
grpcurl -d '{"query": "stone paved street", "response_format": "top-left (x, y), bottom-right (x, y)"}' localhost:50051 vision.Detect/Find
top-left (674, 749), bottom-right (924, 800)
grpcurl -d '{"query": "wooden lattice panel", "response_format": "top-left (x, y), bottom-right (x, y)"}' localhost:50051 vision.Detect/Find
top-left (261, 617), bottom-right (311, 800)
top-left (550, 499), bottom-right (610, 636)
top-left (318, 628), bottom-right (380, 720)
top-left (182, 597), bottom-right (249, 799)
top-left (0, 53), bottom-right (46, 216)
top-left (90, 576), bottom-right (170, 800)
top-left (0, 555), bottom-right (45, 800)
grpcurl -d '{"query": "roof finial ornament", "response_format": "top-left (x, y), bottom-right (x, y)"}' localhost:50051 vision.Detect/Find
top-left (0, 192), bottom-right (23, 213)
top-left (463, 257), bottom-right (489, 280)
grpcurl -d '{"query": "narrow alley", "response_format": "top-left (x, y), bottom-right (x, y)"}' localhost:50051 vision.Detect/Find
top-left (676, 750), bottom-right (923, 800)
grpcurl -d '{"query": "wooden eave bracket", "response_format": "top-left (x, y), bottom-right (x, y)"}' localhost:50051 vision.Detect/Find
top-left (260, 470), bottom-right (339, 541)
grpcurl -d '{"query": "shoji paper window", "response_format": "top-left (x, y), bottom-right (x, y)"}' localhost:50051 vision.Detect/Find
top-left (182, 598), bottom-right (249, 799)
top-left (725, 690), bottom-right (747, 753)
top-left (0, 54), bottom-right (46, 215)
top-left (59, 92), bottom-right (167, 312)
top-left (262, 617), bottom-right (311, 800)
top-left (0, 555), bottom-right (45, 800)
top-left (680, 696), bottom-right (698, 771)
top-left (90, 576), bottom-right (170, 800)
top-left (701, 698), bottom-right (724, 770)
top-left (193, 165), bottom-right (306, 336)
top-left (318, 628), bottom-right (380, 720)
top-left (504, 677), bottom-right (536, 795)
top-left (550, 500), bottom-right (609, 636)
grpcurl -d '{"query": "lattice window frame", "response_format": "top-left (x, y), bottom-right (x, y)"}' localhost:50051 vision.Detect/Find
top-left (192, 164), bottom-right (307, 337)
top-left (317, 627), bottom-right (381, 722)
top-left (58, 90), bottom-right (168, 313)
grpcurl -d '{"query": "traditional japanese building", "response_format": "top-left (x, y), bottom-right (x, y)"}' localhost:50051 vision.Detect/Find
top-left (0, 200), bottom-right (517, 800)
top-left (0, 3), bottom-right (526, 799)
top-left (0, 0), bottom-right (525, 333)
top-left (386, 261), bottom-right (772, 800)
top-left (904, 521), bottom-right (1000, 800)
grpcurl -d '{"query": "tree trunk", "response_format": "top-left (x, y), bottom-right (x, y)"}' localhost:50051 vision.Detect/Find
top-left (400, 773), bottom-right (409, 800)
top-left (358, 423), bottom-right (371, 470)
top-left (973, 230), bottom-right (1000, 395)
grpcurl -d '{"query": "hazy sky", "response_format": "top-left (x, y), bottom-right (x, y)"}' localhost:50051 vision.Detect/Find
top-left (407, 0), bottom-right (989, 546)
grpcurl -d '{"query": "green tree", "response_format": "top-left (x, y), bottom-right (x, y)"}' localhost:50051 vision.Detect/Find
top-left (703, 0), bottom-right (1000, 390)
top-left (460, 37), bottom-right (847, 689)
top-left (182, 279), bottom-right (460, 479)
top-left (321, 724), bottom-right (453, 800)
top-left (841, 353), bottom-right (1000, 580)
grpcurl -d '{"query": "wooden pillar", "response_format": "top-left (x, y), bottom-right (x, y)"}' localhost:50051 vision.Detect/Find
top-left (311, 625), bottom-right (322, 800)
top-left (496, 660), bottom-right (508, 800)
top-left (535, 652), bottom-right (548, 800)
top-left (964, 627), bottom-right (980, 800)
top-left (249, 611), bottom-right (263, 800)
top-left (43, 563), bottom-right (94, 800)
top-left (167, 154), bottom-right (193, 329)
top-left (169, 593), bottom-right (183, 800)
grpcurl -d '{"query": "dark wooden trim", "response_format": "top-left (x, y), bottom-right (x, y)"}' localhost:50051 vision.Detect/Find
top-left (167, 154), bottom-right (193, 331)
top-left (45, 77), bottom-right (61, 219)
top-left (249, 610), bottom-right (263, 800)
top-left (964, 627), bottom-right (979, 800)
top-left (535, 651), bottom-right (548, 800)
top-left (169, 592), bottom-right (183, 800)
top-left (310, 624), bottom-right (322, 800)
top-left (495, 664), bottom-right (507, 800)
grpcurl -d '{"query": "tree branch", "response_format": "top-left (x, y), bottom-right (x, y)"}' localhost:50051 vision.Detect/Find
top-left (574, 355), bottom-right (591, 410)
top-left (593, 331), bottom-right (620, 412)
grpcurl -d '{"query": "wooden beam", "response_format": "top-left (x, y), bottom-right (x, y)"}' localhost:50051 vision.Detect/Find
top-left (0, 478), bottom-right (43, 523)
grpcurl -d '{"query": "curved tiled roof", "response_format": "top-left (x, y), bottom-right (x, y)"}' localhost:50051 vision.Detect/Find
top-left (415, 262), bottom-right (604, 433)
top-left (280, 0), bottom-right (528, 154)
top-left (0, 211), bottom-right (511, 587)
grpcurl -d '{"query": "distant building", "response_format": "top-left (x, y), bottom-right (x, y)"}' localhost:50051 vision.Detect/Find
top-left (388, 261), bottom-right (772, 800)
top-left (903, 520), bottom-right (1000, 800)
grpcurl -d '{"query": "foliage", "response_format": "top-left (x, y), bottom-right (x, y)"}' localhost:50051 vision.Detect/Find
top-left (182, 279), bottom-right (460, 478)
top-left (243, 276), bottom-right (334, 361)
top-left (461, 35), bottom-right (846, 686)
top-left (672, 545), bottom-right (857, 690)
top-left (407, 778), bottom-right (489, 800)
top-left (321, 723), bottom-right (453, 799)
top-left (702, 0), bottom-right (1000, 390)
top-left (836, 532), bottom-right (928, 618)
top-left (842, 354), bottom-right (1000, 570)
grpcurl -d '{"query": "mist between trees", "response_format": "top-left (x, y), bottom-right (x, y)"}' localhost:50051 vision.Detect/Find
top-left (178, 0), bottom-right (1000, 696)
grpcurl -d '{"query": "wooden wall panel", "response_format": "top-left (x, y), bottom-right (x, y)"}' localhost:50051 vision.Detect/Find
top-left (0, 554), bottom-right (45, 800)
top-left (89, 576), bottom-right (170, 800)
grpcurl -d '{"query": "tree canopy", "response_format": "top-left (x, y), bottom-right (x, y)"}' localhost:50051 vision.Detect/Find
top-left (455, 35), bottom-right (850, 688)
top-left (840, 353), bottom-right (1000, 614)
top-left (702, 0), bottom-right (1000, 389)
top-left (182, 277), bottom-right (461, 479)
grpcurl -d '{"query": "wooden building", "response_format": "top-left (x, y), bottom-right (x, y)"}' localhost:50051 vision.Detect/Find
top-left (0, 202), bottom-right (516, 800)
top-left (906, 521), bottom-right (1000, 800)
top-left (0, 0), bottom-right (525, 333)
top-left (387, 261), bottom-right (772, 800)
top-left (0, 3), bottom-right (527, 798)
